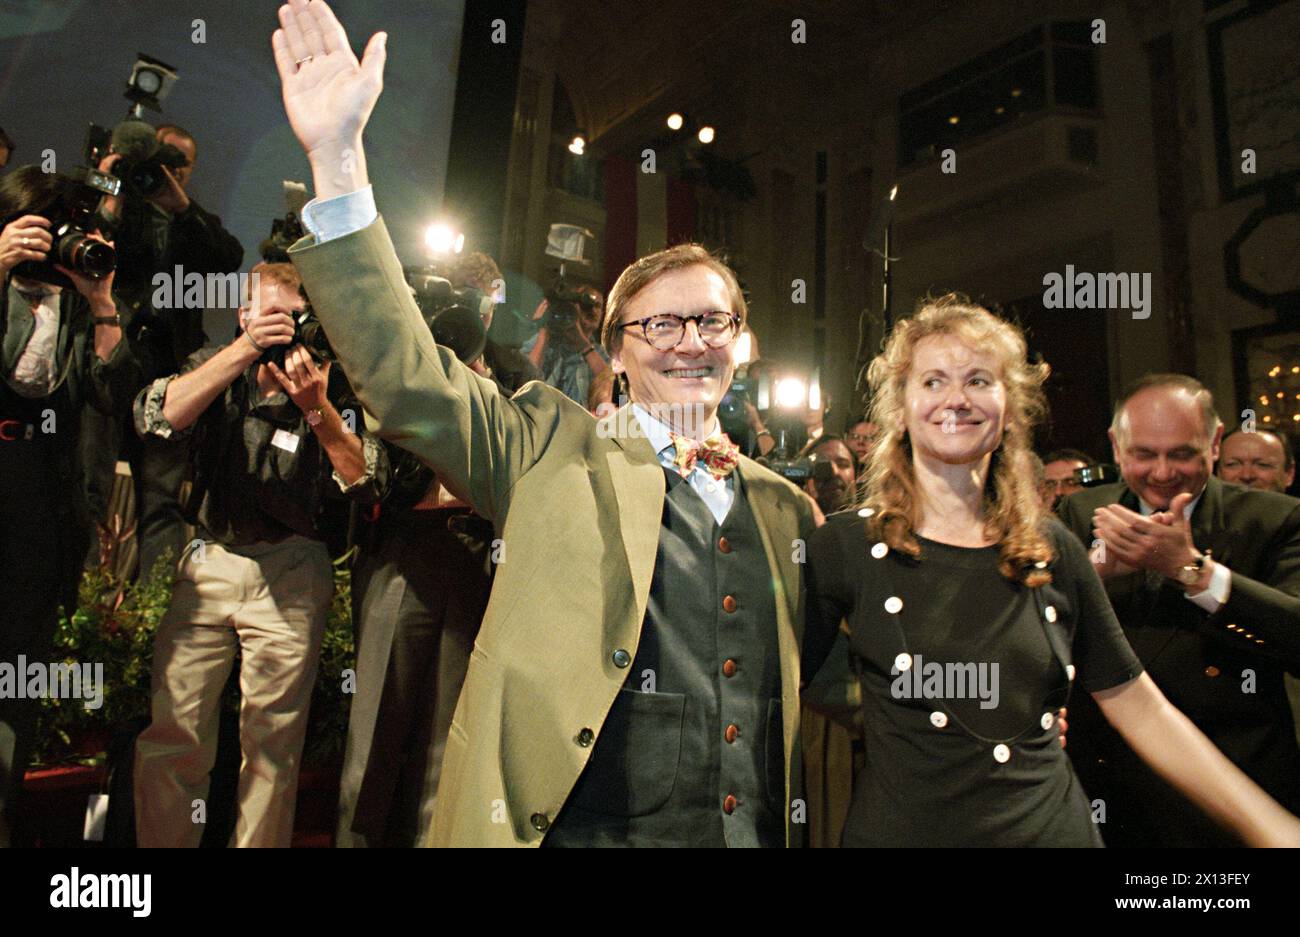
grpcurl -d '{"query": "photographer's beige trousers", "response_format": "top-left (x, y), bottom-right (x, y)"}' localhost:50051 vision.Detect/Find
top-left (134, 536), bottom-right (332, 847)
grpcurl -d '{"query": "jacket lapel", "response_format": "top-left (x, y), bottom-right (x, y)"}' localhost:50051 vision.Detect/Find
top-left (599, 403), bottom-right (667, 619)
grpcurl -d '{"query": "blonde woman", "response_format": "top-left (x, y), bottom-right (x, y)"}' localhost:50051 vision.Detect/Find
top-left (803, 295), bottom-right (1300, 847)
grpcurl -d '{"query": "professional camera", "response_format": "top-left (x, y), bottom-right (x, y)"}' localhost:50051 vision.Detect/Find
top-left (759, 455), bottom-right (818, 485)
top-left (84, 118), bottom-right (187, 200)
top-left (10, 167), bottom-right (120, 289)
top-left (252, 288), bottom-right (336, 370)
top-left (543, 275), bottom-right (601, 325)
top-left (405, 267), bottom-right (492, 364)
top-left (718, 372), bottom-right (756, 440)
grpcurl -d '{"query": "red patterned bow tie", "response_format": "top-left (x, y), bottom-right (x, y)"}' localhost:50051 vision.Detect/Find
top-left (667, 430), bottom-right (740, 480)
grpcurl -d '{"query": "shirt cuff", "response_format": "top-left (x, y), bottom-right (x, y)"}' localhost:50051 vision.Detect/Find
top-left (1185, 561), bottom-right (1231, 614)
top-left (135, 374), bottom-right (192, 440)
top-left (332, 432), bottom-right (381, 494)
top-left (300, 186), bottom-right (377, 244)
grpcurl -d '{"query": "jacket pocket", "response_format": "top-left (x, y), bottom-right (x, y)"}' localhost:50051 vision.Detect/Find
top-left (566, 688), bottom-right (685, 818)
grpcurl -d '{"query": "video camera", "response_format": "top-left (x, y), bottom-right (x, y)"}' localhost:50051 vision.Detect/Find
top-left (543, 274), bottom-right (601, 326)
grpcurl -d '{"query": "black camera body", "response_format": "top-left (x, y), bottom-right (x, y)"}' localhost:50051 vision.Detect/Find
top-left (255, 291), bottom-right (336, 370)
top-left (10, 167), bottom-right (120, 289)
top-left (88, 118), bottom-right (187, 200)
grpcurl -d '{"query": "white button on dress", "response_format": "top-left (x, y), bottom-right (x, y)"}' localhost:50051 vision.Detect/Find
top-left (1041, 712), bottom-right (1055, 730)
top-left (1066, 664), bottom-right (1076, 681)
top-left (930, 711), bottom-right (948, 728)
top-left (1044, 605), bottom-right (1058, 623)
top-left (894, 652), bottom-right (913, 672)
top-left (871, 542), bottom-right (888, 559)
top-left (993, 744), bottom-right (1011, 763)
top-left (884, 596), bottom-right (903, 614)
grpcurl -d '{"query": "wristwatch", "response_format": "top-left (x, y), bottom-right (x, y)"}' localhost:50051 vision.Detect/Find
top-left (304, 406), bottom-right (325, 428)
top-left (1176, 550), bottom-right (1210, 586)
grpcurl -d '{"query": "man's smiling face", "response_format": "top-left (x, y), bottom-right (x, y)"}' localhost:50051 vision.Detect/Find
top-left (610, 264), bottom-right (737, 433)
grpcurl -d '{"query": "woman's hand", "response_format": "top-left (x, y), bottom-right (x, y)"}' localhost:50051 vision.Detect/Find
top-left (0, 215), bottom-right (52, 278)
top-left (272, 0), bottom-right (386, 195)
top-left (267, 344), bottom-right (331, 412)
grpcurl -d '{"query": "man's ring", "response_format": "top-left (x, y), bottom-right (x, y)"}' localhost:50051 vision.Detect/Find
top-left (22, 237), bottom-right (31, 247)
top-left (296, 55), bottom-right (313, 66)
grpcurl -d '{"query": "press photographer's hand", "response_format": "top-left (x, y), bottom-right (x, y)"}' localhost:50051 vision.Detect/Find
top-left (148, 166), bottom-right (191, 216)
top-left (272, 0), bottom-right (387, 199)
top-left (0, 215), bottom-right (51, 278)
top-left (242, 310), bottom-right (296, 358)
top-left (54, 232), bottom-right (116, 311)
top-left (267, 344), bottom-right (331, 412)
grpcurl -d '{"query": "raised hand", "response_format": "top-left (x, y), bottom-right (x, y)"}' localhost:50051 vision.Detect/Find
top-left (272, 0), bottom-right (386, 198)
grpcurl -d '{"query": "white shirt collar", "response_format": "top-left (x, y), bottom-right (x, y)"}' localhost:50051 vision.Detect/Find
top-left (631, 403), bottom-right (721, 457)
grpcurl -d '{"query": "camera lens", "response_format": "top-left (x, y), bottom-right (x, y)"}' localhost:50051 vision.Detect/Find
top-left (58, 234), bottom-right (115, 278)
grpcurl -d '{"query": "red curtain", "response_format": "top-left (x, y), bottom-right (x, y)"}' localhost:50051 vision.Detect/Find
top-left (666, 177), bottom-right (696, 247)
top-left (602, 155), bottom-right (637, 297)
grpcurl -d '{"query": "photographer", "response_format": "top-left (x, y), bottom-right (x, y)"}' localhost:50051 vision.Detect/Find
top-left (131, 263), bottom-right (388, 848)
top-left (0, 166), bottom-right (139, 846)
top-left (83, 122), bottom-right (245, 579)
top-left (524, 283), bottom-right (608, 407)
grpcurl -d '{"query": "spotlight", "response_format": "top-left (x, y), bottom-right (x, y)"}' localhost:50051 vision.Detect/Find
top-left (947, 115), bottom-right (959, 125)
top-left (569, 135), bottom-right (585, 155)
top-left (774, 377), bottom-right (807, 410)
top-left (667, 113), bottom-right (684, 131)
top-left (733, 329), bottom-right (753, 366)
top-left (697, 125), bottom-right (715, 144)
top-left (425, 222), bottom-right (463, 256)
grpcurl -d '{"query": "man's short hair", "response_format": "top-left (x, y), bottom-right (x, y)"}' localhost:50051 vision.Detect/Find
top-left (250, 261), bottom-right (302, 299)
top-left (600, 243), bottom-right (748, 354)
top-left (155, 123), bottom-right (195, 149)
top-left (1222, 426), bottom-right (1295, 472)
top-left (1111, 373), bottom-right (1221, 444)
top-left (844, 413), bottom-right (871, 432)
top-left (449, 252), bottom-right (502, 294)
top-left (1041, 447), bottom-right (1095, 466)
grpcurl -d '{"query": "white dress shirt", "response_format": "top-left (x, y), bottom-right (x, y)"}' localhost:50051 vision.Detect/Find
top-left (5, 279), bottom-right (63, 398)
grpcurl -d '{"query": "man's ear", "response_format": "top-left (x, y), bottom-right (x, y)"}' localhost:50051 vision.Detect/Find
top-left (610, 353), bottom-right (624, 374)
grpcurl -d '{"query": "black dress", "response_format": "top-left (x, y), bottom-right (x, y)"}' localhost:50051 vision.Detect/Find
top-left (804, 511), bottom-right (1144, 847)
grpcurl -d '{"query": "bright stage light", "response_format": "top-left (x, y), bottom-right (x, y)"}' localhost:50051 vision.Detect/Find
top-left (667, 113), bottom-right (684, 130)
top-left (697, 125), bottom-right (715, 144)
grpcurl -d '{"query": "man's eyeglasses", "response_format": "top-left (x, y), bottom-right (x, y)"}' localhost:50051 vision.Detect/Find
top-left (617, 311), bottom-right (740, 351)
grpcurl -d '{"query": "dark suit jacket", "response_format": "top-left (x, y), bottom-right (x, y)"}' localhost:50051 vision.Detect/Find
top-left (1057, 476), bottom-right (1300, 846)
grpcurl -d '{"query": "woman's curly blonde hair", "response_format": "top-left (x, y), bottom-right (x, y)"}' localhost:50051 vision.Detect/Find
top-left (859, 294), bottom-right (1054, 586)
